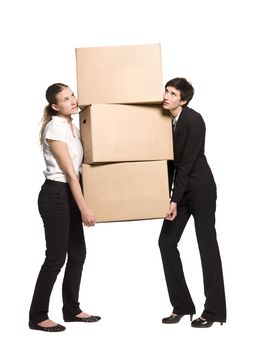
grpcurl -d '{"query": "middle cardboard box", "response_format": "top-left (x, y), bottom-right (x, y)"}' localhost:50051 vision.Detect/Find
top-left (80, 103), bottom-right (173, 164)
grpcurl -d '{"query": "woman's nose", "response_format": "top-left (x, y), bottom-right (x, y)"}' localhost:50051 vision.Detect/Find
top-left (71, 96), bottom-right (77, 103)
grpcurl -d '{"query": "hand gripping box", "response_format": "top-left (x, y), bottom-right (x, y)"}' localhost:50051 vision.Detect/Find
top-left (81, 160), bottom-right (169, 223)
top-left (79, 104), bottom-right (173, 164)
top-left (76, 43), bottom-right (163, 106)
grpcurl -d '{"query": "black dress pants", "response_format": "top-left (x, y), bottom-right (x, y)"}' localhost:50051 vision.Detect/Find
top-left (29, 180), bottom-right (86, 324)
top-left (159, 181), bottom-right (226, 322)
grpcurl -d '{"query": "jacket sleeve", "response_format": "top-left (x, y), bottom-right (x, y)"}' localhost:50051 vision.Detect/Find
top-left (167, 160), bottom-right (175, 198)
top-left (171, 116), bottom-right (205, 203)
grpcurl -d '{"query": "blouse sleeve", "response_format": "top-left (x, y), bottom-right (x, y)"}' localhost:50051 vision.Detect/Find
top-left (44, 123), bottom-right (67, 143)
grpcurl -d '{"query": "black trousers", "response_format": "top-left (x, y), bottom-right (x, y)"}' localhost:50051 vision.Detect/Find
top-left (29, 180), bottom-right (86, 324)
top-left (159, 181), bottom-right (226, 322)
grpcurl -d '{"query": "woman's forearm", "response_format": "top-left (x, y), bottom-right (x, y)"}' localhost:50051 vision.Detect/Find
top-left (67, 175), bottom-right (88, 213)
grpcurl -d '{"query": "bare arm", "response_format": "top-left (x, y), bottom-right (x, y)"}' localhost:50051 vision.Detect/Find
top-left (47, 140), bottom-right (96, 226)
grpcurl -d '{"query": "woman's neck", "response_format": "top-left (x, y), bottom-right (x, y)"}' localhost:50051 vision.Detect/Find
top-left (170, 106), bottom-right (182, 118)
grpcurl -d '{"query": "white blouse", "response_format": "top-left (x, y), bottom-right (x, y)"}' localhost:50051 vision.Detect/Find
top-left (42, 116), bottom-right (83, 183)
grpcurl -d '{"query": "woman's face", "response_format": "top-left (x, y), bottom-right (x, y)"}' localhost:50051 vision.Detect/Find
top-left (163, 86), bottom-right (186, 112)
top-left (52, 87), bottom-right (78, 117)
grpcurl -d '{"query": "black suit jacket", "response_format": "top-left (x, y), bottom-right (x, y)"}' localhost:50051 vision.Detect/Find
top-left (168, 106), bottom-right (214, 203)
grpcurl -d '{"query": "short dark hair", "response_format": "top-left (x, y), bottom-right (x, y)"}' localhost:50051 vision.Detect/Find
top-left (165, 78), bottom-right (194, 107)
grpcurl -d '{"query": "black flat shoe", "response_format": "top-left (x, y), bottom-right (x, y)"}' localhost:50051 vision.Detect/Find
top-left (64, 315), bottom-right (101, 323)
top-left (162, 314), bottom-right (193, 324)
top-left (191, 317), bottom-right (223, 328)
top-left (29, 322), bottom-right (65, 332)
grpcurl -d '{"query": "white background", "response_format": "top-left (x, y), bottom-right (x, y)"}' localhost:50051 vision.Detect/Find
top-left (1, 0), bottom-right (254, 349)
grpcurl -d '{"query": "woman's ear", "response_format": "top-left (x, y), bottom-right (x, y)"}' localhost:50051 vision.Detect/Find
top-left (51, 103), bottom-right (59, 112)
top-left (180, 100), bottom-right (187, 106)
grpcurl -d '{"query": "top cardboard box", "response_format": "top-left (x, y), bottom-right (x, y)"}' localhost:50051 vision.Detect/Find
top-left (76, 43), bottom-right (163, 106)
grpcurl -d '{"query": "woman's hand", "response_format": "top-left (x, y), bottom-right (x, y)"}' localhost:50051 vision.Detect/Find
top-left (82, 207), bottom-right (96, 226)
top-left (165, 202), bottom-right (177, 221)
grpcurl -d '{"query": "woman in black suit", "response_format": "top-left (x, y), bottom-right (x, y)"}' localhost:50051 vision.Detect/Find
top-left (158, 78), bottom-right (226, 328)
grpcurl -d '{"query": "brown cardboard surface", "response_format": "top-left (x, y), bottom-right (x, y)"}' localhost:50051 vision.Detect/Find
top-left (82, 160), bottom-right (169, 222)
top-left (80, 104), bottom-right (173, 164)
top-left (76, 43), bottom-right (163, 106)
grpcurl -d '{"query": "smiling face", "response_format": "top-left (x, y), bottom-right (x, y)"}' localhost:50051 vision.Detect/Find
top-left (163, 86), bottom-right (187, 116)
top-left (51, 87), bottom-right (78, 118)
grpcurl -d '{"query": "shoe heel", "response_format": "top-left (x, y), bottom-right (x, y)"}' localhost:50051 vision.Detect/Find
top-left (190, 314), bottom-right (194, 321)
top-left (220, 322), bottom-right (223, 325)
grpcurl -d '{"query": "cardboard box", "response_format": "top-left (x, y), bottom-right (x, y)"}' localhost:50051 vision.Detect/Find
top-left (76, 43), bottom-right (163, 106)
top-left (82, 160), bottom-right (169, 222)
top-left (80, 104), bottom-right (173, 164)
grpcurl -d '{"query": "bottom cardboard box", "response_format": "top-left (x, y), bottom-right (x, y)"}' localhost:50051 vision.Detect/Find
top-left (82, 160), bottom-right (169, 222)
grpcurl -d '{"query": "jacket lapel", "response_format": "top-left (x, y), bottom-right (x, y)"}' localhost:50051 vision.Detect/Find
top-left (174, 107), bottom-right (188, 146)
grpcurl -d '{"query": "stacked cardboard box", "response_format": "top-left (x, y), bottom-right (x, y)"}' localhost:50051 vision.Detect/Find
top-left (76, 43), bottom-right (173, 222)
top-left (79, 104), bottom-right (173, 163)
top-left (76, 43), bottom-right (163, 105)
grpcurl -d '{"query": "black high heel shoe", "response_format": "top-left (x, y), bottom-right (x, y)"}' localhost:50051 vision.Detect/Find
top-left (64, 315), bottom-right (101, 323)
top-left (191, 317), bottom-right (224, 328)
top-left (162, 313), bottom-right (194, 324)
top-left (29, 322), bottom-right (65, 332)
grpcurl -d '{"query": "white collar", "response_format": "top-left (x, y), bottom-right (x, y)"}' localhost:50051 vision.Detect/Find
top-left (52, 116), bottom-right (72, 124)
top-left (172, 109), bottom-right (182, 125)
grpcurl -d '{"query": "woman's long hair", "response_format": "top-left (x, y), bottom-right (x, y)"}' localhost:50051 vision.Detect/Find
top-left (39, 83), bottom-right (68, 146)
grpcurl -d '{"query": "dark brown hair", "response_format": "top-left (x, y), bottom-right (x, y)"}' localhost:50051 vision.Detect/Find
top-left (165, 78), bottom-right (194, 107)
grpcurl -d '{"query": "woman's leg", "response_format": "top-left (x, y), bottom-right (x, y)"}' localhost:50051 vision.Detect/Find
top-left (159, 201), bottom-right (195, 315)
top-left (191, 182), bottom-right (226, 322)
top-left (29, 181), bottom-right (69, 325)
top-left (62, 192), bottom-right (86, 318)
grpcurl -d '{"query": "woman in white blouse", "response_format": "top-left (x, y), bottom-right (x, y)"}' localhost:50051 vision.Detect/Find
top-left (29, 83), bottom-right (101, 332)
